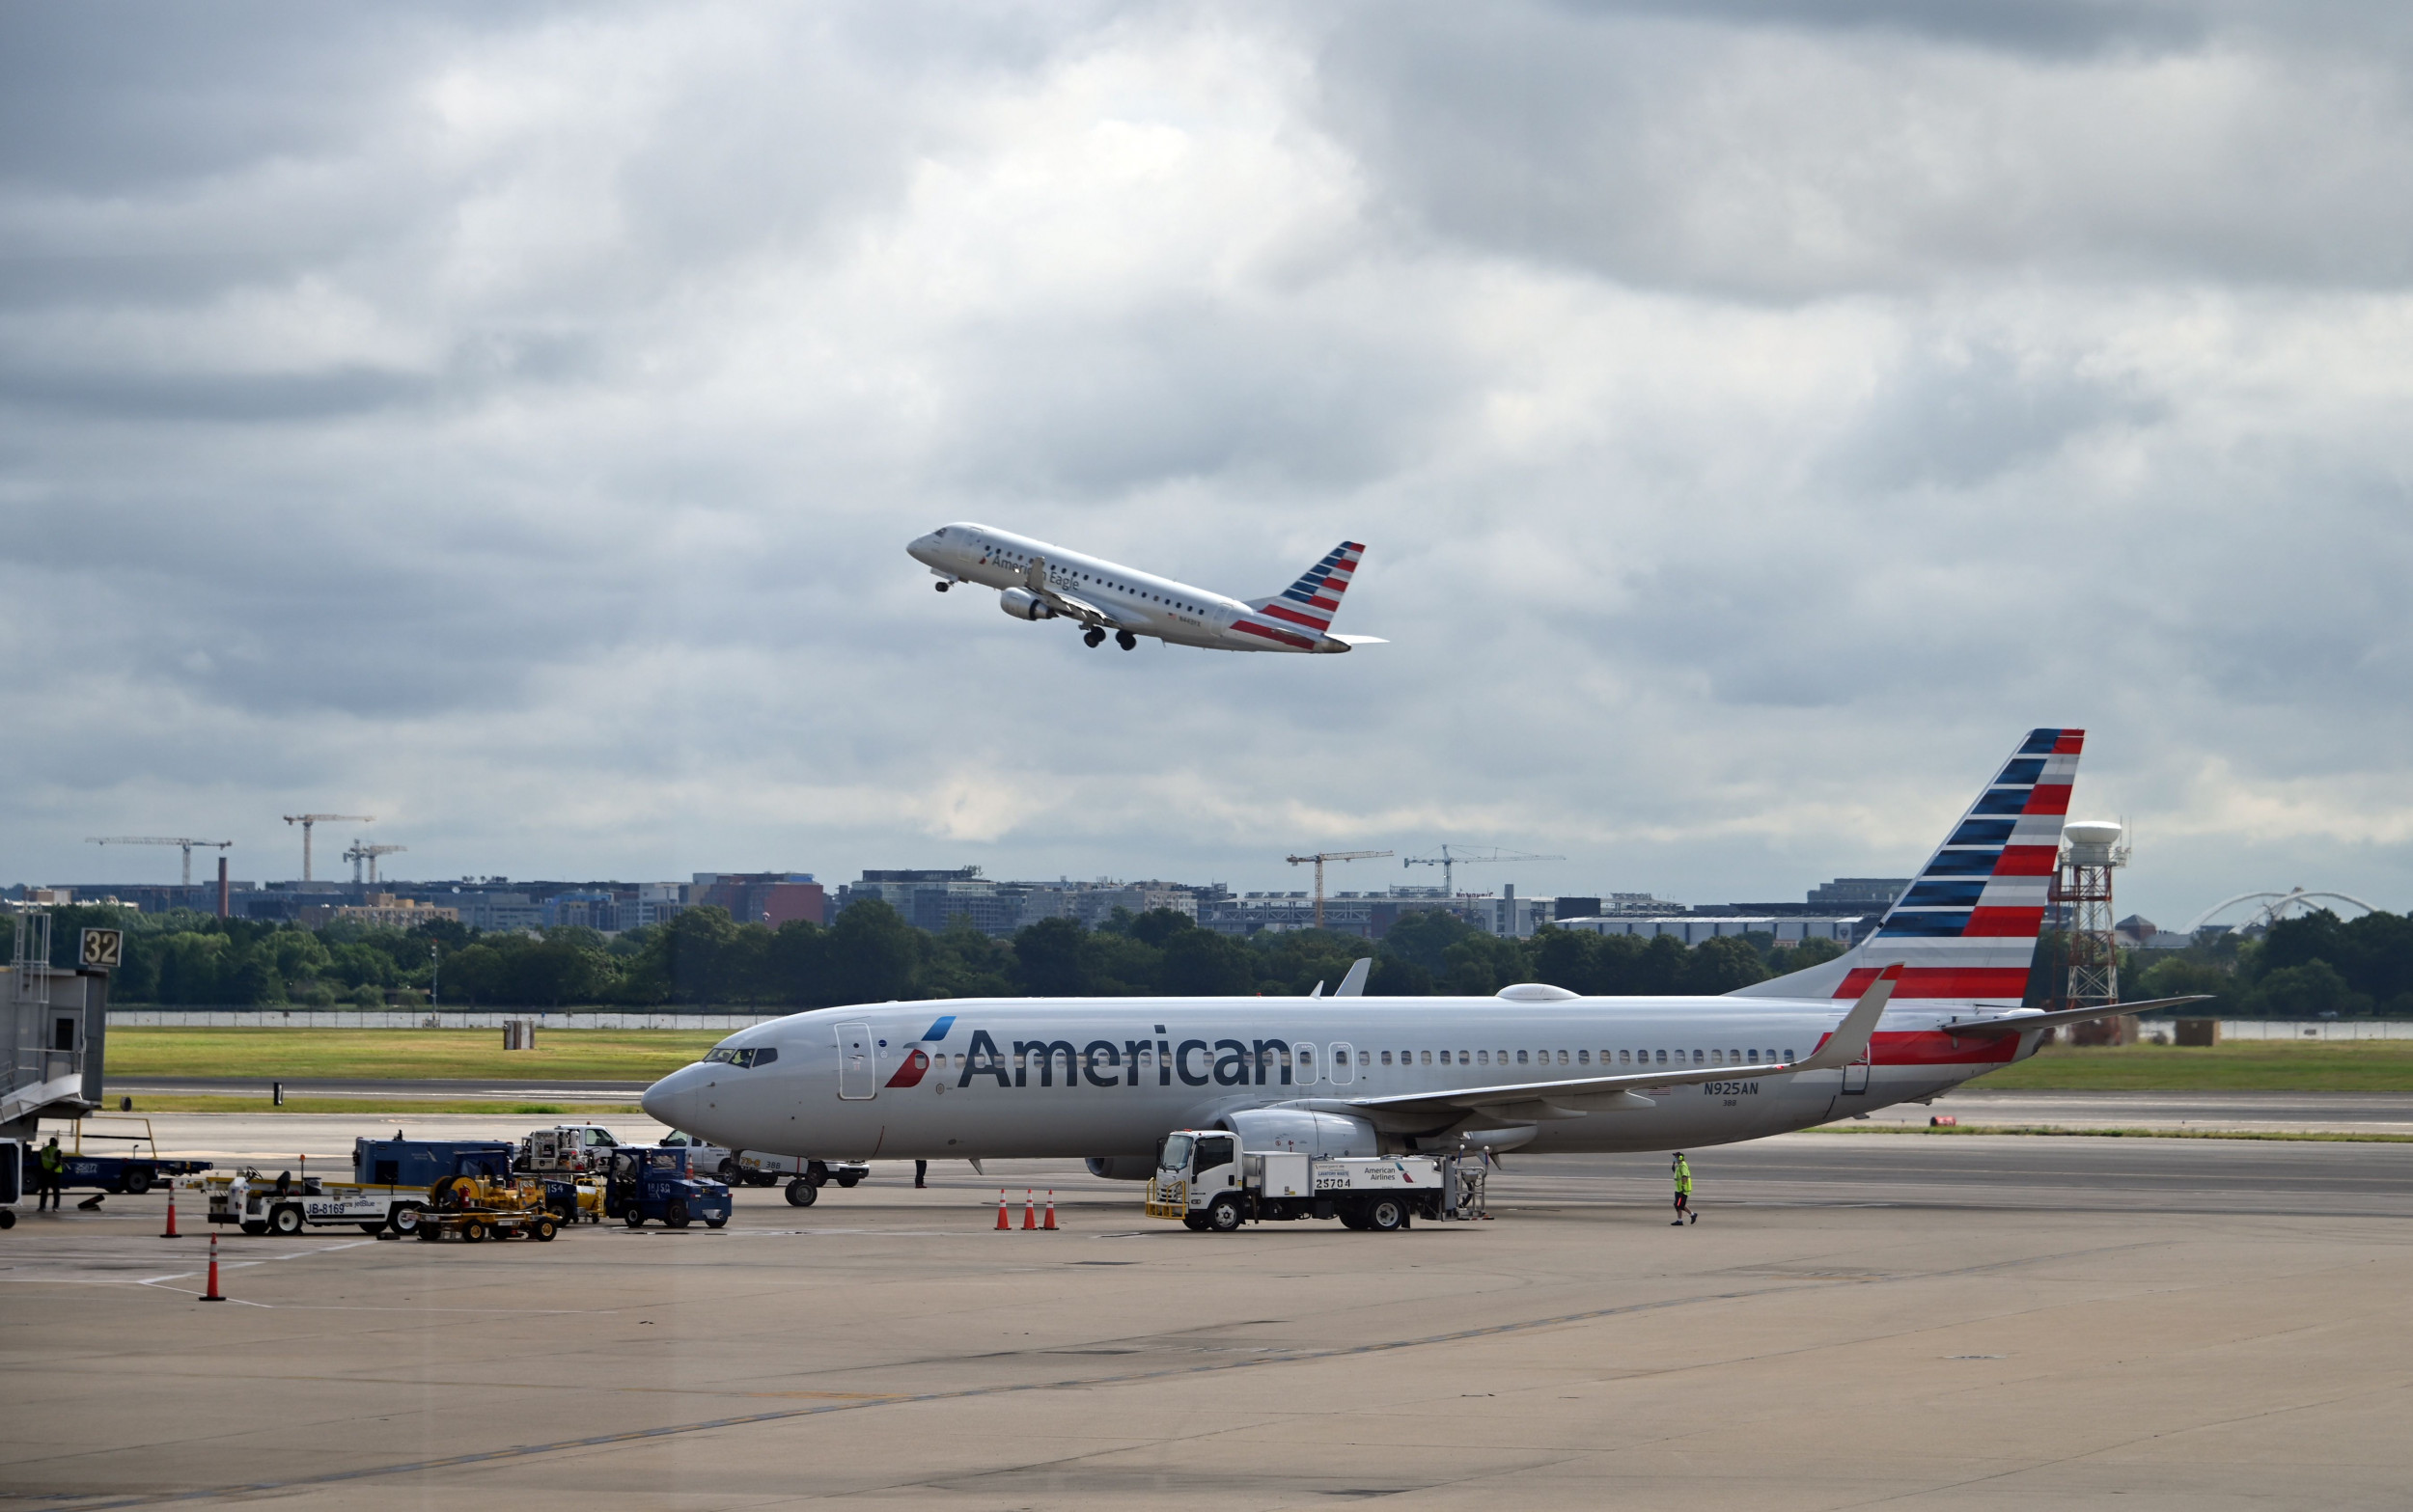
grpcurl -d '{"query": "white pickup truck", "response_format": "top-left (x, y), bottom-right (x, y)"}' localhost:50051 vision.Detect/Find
top-left (1144, 1129), bottom-right (1482, 1232)
top-left (735, 1152), bottom-right (873, 1206)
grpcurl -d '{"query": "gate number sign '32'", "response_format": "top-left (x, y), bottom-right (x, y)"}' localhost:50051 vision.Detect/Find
top-left (80, 928), bottom-right (123, 969)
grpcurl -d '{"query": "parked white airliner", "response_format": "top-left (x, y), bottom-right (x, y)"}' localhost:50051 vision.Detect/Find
top-left (643, 729), bottom-right (2192, 1170)
top-left (906, 523), bottom-right (1383, 653)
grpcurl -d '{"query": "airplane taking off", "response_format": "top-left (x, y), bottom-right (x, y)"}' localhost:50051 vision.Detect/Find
top-left (644, 729), bottom-right (2200, 1172)
top-left (905, 523), bottom-right (1384, 653)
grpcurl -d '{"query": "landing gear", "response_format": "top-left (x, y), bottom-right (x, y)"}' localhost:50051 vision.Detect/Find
top-left (1114, 630), bottom-right (1137, 650)
top-left (1083, 627), bottom-right (1106, 648)
top-left (934, 580), bottom-right (950, 591)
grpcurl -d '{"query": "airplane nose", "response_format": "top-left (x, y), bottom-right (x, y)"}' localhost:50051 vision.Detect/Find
top-left (641, 1066), bottom-right (699, 1129)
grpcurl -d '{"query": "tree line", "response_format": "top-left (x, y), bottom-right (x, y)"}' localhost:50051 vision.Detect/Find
top-left (19, 900), bottom-right (1844, 1008)
top-left (45, 898), bottom-right (2406, 1015)
top-left (2122, 909), bottom-right (2413, 1018)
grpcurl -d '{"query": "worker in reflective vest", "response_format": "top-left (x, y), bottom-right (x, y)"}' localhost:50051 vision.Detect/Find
top-left (36, 1136), bottom-right (67, 1212)
top-left (1670, 1152), bottom-right (1695, 1226)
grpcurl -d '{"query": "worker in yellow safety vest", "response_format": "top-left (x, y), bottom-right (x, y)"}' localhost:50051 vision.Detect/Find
top-left (1670, 1152), bottom-right (1695, 1225)
top-left (36, 1135), bottom-right (67, 1213)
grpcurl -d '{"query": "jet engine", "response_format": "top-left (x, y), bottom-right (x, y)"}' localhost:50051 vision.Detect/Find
top-left (1083, 1157), bottom-right (1156, 1181)
top-left (998, 588), bottom-right (1056, 621)
top-left (1218, 1108), bottom-right (1383, 1159)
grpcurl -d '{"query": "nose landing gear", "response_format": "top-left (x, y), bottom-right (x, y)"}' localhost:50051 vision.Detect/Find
top-left (1083, 627), bottom-right (1106, 647)
top-left (1115, 630), bottom-right (1137, 650)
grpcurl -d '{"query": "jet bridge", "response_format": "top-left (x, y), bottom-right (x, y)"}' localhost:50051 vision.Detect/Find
top-left (2, 912), bottom-right (113, 1139)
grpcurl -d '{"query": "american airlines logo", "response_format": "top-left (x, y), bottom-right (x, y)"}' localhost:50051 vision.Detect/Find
top-left (903, 1029), bottom-right (1307, 1090)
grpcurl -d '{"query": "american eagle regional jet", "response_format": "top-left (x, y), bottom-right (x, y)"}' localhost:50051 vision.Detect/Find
top-left (644, 729), bottom-right (2197, 1175)
top-left (906, 523), bottom-right (1384, 653)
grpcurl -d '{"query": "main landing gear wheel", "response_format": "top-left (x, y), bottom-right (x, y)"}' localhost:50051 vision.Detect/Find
top-left (1083, 627), bottom-right (1106, 648)
top-left (785, 1178), bottom-right (818, 1207)
top-left (1206, 1196), bottom-right (1246, 1233)
top-left (1115, 630), bottom-right (1136, 650)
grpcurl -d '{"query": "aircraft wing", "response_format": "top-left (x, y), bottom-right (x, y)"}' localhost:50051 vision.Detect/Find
top-left (1930, 995), bottom-right (2212, 1040)
top-left (1022, 558), bottom-right (1131, 629)
top-left (1307, 965), bottom-right (1904, 1121)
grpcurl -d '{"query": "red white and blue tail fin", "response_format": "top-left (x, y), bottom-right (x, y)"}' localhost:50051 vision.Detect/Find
top-left (1729, 729), bottom-right (2083, 1009)
top-left (1246, 541), bottom-right (1364, 636)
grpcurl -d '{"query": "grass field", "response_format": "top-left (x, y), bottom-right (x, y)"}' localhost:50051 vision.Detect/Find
top-left (1814, 1125), bottom-right (2413, 1142)
top-left (105, 1029), bottom-right (721, 1083)
top-left (108, 1097), bottom-right (649, 1115)
top-left (1972, 1039), bottom-right (2413, 1092)
top-left (104, 1027), bottom-right (2413, 1094)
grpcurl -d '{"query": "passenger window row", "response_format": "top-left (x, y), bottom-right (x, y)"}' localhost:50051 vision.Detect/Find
top-left (1365, 1046), bottom-right (1801, 1071)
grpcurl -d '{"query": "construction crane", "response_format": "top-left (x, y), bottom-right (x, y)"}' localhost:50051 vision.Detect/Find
top-left (1284, 850), bottom-right (1394, 930)
top-left (85, 837), bottom-right (234, 888)
top-left (1401, 844), bottom-right (1567, 895)
top-left (283, 813), bottom-right (374, 882)
top-left (343, 841), bottom-right (407, 886)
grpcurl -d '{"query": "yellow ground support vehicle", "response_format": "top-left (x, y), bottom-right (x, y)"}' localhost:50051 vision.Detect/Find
top-left (411, 1172), bottom-right (561, 1244)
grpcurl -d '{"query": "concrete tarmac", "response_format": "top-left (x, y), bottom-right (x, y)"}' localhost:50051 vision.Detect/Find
top-left (8, 1136), bottom-right (2413, 1509)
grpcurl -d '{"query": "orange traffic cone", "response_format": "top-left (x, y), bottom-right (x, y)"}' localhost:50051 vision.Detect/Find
top-left (1022, 1189), bottom-right (1037, 1230)
top-left (200, 1232), bottom-right (225, 1302)
top-left (160, 1187), bottom-right (180, 1239)
top-left (995, 1190), bottom-right (1010, 1230)
top-left (1042, 1191), bottom-right (1057, 1230)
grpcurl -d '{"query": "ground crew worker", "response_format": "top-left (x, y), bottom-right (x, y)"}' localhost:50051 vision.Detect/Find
top-left (914, 1160), bottom-right (928, 1189)
top-left (1671, 1152), bottom-right (1695, 1225)
top-left (35, 1135), bottom-right (67, 1212)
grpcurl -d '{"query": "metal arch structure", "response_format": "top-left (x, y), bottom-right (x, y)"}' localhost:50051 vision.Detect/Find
top-left (2184, 887), bottom-right (2379, 937)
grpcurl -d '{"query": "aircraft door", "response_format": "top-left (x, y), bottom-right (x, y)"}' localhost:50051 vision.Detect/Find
top-left (1842, 1049), bottom-right (1871, 1095)
top-left (836, 1023), bottom-right (877, 1101)
top-left (1329, 1042), bottom-right (1354, 1086)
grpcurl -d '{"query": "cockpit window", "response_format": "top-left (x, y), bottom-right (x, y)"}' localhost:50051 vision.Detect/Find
top-left (705, 1047), bottom-right (778, 1068)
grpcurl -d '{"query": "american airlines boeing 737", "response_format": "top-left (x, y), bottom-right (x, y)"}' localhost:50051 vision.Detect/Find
top-left (643, 729), bottom-right (2193, 1178)
top-left (906, 523), bottom-right (1384, 653)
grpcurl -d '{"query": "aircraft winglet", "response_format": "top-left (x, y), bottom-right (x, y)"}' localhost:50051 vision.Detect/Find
top-left (1793, 963), bottom-right (1902, 1072)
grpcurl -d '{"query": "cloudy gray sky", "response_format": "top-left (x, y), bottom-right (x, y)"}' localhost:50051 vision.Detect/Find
top-left (4, 0), bottom-right (2407, 926)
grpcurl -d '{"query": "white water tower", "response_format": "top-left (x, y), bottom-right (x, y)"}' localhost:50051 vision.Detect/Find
top-left (2055, 820), bottom-right (2127, 1007)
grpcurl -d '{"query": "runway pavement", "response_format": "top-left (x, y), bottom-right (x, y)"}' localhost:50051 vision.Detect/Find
top-left (1861, 1086), bottom-right (2413, 1134)
top-left (7, 1132), bottom-right (2413, 1509)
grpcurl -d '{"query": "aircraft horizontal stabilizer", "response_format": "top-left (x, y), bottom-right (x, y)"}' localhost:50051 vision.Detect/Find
top-left (1935, 995), bottom-right (2212, 1039)
top-left (1327, 634), bottom-right (1387, 646)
